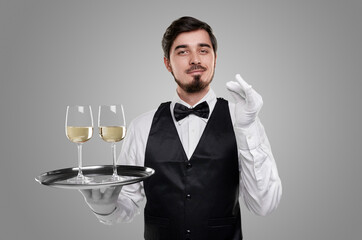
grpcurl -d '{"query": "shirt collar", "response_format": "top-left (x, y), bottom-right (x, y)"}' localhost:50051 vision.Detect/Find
top-left (171, 88), bottom-right (217, 124)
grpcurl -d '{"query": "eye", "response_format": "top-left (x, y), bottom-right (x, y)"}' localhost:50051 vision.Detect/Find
top-left (177, 50), bottom-right (188, 55)
top-left (200, 49), bottom-right (209, 54)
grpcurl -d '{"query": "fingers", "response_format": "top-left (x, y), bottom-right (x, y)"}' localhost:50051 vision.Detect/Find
top-left (226, 81), bottom-right (246, 101)
top-left (92, 189), bottom-right (102, 201)
top-left (227, 74), bottom-right (263, 111)
top-left (80, 185), bottom-right (123, 204)
top-left (102, 186), bottom-right (123, 200)
top-left (235, 74), bottom-right (252, 91)
top-left (235, 74), bottom-right (253, 99)
top-left (226, 74), bottom-right (252, 100)
top-left (234, 74), bottom-right (263, 106)
top-left (226, 81), bottom-right (243, 94)
top-left (103, 187), bottom-right (115, 199)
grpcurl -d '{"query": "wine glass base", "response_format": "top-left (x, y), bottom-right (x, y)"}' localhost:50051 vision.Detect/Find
top-left (67, 175), bottom-right (93, 184)
top-left (103, 174), bottom-right (123, 183)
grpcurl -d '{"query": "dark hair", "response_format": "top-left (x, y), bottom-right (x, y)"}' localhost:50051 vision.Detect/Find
top-left (162, 16), bottom-right (217, 59)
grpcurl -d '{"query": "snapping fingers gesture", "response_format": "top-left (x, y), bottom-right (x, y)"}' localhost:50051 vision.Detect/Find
top-left (226, 74), bottom-right (263, 128)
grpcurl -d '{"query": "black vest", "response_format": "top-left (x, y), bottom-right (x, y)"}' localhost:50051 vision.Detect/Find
top-left (144, 98), bottom-right (242, 240)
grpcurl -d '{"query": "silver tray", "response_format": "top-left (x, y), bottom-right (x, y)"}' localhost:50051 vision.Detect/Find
top-left (35, 165), bottom-right (155, 190)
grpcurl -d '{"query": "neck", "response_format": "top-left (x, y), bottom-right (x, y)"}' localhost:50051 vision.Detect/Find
top-left (176, 86), bottom-right (210, 107)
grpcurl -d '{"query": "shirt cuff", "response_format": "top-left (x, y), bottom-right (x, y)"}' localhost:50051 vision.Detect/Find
top-left (234, 119), bottom-right (261, 150)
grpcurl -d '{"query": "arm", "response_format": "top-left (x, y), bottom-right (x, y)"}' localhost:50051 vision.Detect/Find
top-left (235, 118), bottom-right (282, 216)
top-left (227, 74), bottom-right (282, 216)
top-left (80, 120), bottom-right (146, 224)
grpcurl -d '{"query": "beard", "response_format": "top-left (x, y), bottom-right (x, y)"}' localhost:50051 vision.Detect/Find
top-left (173, 72), bottom-right (214, 93)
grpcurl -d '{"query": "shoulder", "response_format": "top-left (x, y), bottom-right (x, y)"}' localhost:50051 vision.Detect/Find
top-left (127, 101), bottom-right (171, 136)
top-left (129, 101), bottom-right (172, 127)
top-left (123, 109), bottom-right (157, 153)
top-left (129, 109), bottom-right (157, 132)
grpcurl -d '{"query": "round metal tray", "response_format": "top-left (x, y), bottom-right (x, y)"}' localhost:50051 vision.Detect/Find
top-left (35, 165), bottom-right (155, 190)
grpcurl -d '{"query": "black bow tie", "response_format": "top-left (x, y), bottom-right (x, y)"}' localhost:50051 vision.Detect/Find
top-left (174, 101), bottom-right (210, 121)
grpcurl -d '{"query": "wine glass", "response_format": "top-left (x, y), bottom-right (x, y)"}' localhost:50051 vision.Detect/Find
top-left (65, 105), bottom-right (94, 183)
top-left (98, 105), bottom-right (126, 181)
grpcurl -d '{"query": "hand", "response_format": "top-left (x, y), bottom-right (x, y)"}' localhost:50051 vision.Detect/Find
top-left (226, 74), bottom-right (263, 128)
top-left (79, 186), bottom-right (123, 215)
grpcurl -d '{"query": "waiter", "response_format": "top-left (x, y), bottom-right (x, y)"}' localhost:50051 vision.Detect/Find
top-left (81, 16), bottom-right (282, 240)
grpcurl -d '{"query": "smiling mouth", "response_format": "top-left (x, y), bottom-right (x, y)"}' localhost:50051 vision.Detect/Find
top-left (186, 65), bottom-right (207, 74)
top-left (188, 70), bottom-right (204, 75)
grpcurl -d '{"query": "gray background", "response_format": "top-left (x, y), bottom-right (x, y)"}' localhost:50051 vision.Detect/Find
top-left (1, 0), bottom-right (361, 239)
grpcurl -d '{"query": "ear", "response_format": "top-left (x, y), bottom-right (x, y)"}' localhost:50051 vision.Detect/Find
top-left (164, 57), bottom-right (172, 73)
top-left (214, 53), bottom-right (217, 68)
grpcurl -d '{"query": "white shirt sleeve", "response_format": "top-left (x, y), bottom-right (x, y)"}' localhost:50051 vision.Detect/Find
top-left (93, 110), bottom-right (155, 224)
top-left (234, 116), bottom-right (282, 216)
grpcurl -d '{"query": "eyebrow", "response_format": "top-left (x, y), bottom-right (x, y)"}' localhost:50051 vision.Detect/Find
top-left (199, 43), bottom-right (212, 48)
top-left (174, 43), bottom-right (212, 51)
top-left (174, 44), bottom-right (188, 50)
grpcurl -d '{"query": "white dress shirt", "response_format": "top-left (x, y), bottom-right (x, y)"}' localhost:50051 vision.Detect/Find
top-left (95, 89), bottom-right (282, 224)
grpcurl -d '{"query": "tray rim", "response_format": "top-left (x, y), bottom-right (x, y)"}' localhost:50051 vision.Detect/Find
top-left (35, 165), bottom-right (155, 190)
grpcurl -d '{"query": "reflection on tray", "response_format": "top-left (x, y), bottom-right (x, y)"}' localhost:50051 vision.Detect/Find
top-left (62, 175), bottom-right (138, 184)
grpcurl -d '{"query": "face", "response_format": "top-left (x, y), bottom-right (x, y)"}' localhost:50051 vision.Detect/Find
top-left (164, 29), bottom-right (217, 94)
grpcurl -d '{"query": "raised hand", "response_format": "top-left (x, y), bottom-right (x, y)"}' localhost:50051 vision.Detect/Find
top-left (226, 74), bottom-right (263, 128)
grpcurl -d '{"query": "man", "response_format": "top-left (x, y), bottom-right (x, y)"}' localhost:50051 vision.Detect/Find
top-left (81, 16), bottom-right (282, 240)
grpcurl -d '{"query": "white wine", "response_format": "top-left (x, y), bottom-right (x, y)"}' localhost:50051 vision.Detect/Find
top-left (99, 126), bottom-right (126, 142)
top-left (66, 126), bottom-right (93, 143)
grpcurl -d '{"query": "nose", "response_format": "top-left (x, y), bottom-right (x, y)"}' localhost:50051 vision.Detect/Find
top-left (190, 52), bottom-right (201, 65)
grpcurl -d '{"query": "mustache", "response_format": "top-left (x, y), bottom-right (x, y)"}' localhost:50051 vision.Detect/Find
top-left (186, 65), bottom-right (207, 74)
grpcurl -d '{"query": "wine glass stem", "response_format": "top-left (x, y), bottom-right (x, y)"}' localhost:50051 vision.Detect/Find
top-left (77, 143), bottom-right (84, 178)
top-left (111, 142), bottom-right (118, 177)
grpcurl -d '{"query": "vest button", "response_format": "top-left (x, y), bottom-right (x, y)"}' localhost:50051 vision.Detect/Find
top-left (185, 229), bottom-right (191, 239)
top-left (186, 162), bottom-right (192, 169)
top-left (186, 194), bottom-right (191, 199)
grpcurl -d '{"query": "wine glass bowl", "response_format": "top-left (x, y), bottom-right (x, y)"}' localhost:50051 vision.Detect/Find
top-left (66, 126), bottom-right (93, 143)
top-left (99, 126), bottom-right (126, 143)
